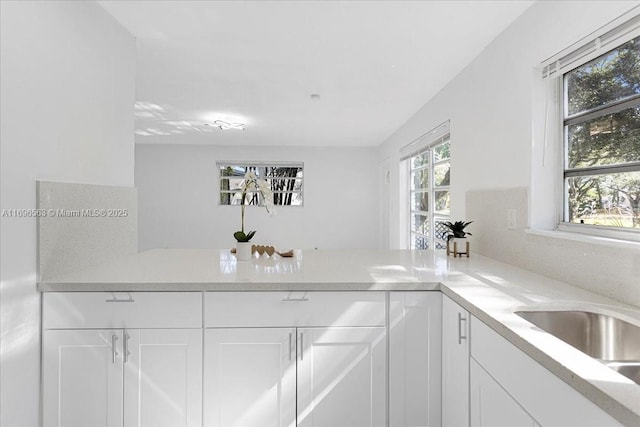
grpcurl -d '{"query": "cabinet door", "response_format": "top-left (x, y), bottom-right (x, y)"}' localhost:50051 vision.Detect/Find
top-left (43, 330), bottom-right (124, 427)
top-left (470, 316), bottom-right (623, 427)
top-left (297, 327), bottom-right (386, 427)
top-left (204, 328), bottom-right (297, 427)
top-left (389, 292), bottom-right (441, 427)
top-left (470, 359), bottom-right (536, 427)
top-left (124, 329), bottom-right (202, 427)
top-left (442, 295), bottom-right (469, 427)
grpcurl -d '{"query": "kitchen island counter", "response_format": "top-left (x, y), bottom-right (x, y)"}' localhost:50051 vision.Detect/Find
top-left (37, 248), bottom-right (640, 426)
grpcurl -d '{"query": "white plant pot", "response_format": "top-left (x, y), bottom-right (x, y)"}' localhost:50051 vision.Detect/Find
top-left (447, 237), bottom-right (469, 256)
top-left (236, 242), bottom-right (252, 261)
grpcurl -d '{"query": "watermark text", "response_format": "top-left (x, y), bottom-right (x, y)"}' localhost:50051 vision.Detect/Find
top-left (1, 208), bottom-right (129, 218)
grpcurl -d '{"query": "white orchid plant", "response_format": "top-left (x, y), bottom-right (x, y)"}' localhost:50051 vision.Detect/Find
top-left (234, 171), bottom-right (276, 242)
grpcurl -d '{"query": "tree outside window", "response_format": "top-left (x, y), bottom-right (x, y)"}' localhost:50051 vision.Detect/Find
top-left (218, 163), bottom-right (303, 207)
top-left (408, 138), bottom-right (451, 250)
top-left (564, 37), bottom-right (640, 230)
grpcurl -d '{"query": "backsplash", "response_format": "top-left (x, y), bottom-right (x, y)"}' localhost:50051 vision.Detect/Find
top-left (466, 187), bottom-right (640, 308)
top-left (37, 181), bottom-right (137, 281)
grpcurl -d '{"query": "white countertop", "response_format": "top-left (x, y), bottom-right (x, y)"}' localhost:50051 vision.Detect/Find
top-left (440, 256), bottom-right (640, 427)
top-left (37, 248), bottom-right (449, 290)
top-left (37, 248), bottom-right (640, 426)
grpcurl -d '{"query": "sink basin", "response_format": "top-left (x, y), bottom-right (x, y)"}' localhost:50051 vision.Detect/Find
top-left (515, 310), bottom-right (640, 384)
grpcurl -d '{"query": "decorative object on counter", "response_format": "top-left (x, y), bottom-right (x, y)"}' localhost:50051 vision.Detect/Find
top-left (233, 171), bottom-right (276, 260)
top-left (252, 244), bottom-right (276, 257)
top-left (230, 245), bottom-right (294, 258)
top-left (442, 220), bottom-right (472, 257)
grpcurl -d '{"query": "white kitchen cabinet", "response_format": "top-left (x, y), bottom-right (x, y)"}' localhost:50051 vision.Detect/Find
top-left (42, 292), bottom-right (203, 427)
top-left (470, 358), bottom-right (537, 427)
top-left (124, 329), bottom-right (203, 427)
top-left (297, 327), bottom-right (386, 427)
top-left (44, 328), bottom-right (202, 427)
top-left (43, 330), bottom-right (124, 427)
top-left (470, 316), bottom-right (623, 427)
top-left (441, 294), bottom-right (469, 427)
top-left (204, 326), bottom-right (386, 427)
top-left (389, 291), bottom-right (442, 427)
top-left (41, 287), bottom-right (627, 427)
top-left (204, 291), bottom-right (387, 427)
top-left (204, 328), bottom-right (297, 427)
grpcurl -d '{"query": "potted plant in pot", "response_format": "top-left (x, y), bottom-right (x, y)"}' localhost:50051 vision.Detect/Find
top-left (233, 171), bottom-right (275, 260)
top-left (442, 220), bottom-right (472, 257)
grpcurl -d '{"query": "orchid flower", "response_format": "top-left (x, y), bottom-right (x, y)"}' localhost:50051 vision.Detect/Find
top-left (234, 171), bottom-right (276, 242)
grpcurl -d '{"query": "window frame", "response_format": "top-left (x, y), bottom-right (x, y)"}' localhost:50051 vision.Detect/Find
top-left (558, 38), bottom-right (640, 239)
top-left (217, 161), bottom-right (304, 207)
top-left (540, 7), bottom-right (640, 244)
top-left (405, 135), bottom-right (451, 250)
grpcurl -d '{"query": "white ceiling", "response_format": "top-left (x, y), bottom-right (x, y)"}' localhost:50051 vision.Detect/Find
top-left (98, 0), bottom-right (533, 147)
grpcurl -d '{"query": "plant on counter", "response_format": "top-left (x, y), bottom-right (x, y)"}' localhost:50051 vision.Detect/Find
top-left (234, 171), bottom-right (276, 242)
top-left (441, 220), bottom-right (473, 241)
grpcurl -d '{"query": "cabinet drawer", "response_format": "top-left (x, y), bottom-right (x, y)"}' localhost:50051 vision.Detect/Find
top-left (205, 291), bottom-right (385, 327)
top-left (43, 292), bottom-right (202, 329)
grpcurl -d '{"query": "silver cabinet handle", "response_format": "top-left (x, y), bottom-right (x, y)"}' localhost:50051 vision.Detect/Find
top-left (124, 331), bottom-right (131, 363)
top-left (105, 292), bottom-right (135, 303)
top-left (458, 312), bottom-right (467, 344)
top-left (300, 332), bottom-right (304, 361)
top-left (111, 334), bottom-right (119, 364)
top-left (289, 332), bottom-right (293, 361)
top-left (283, 292), bottom-right (309, 302)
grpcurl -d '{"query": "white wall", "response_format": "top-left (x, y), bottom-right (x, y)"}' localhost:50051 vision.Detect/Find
top-left (378, 1), bottom-right (640, 305)
top-left (136, 144), bottom-right (379, 251)
top-left (0, 2), bottom-right (135, 425)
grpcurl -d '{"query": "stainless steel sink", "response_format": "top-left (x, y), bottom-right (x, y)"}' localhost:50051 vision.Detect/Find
top-left (515, 310), bottom-right (640, 384)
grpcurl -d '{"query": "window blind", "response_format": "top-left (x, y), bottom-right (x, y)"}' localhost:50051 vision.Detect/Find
top-left (399, 120), bottom-right (450, 161)
top-left (542, 6), bottom-right (640, 79)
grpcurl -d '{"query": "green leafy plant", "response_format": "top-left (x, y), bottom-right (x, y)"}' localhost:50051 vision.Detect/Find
top-left (442, 221), bottom-right (473, 241)
top-left (234, 230), bottom-right (256, 243)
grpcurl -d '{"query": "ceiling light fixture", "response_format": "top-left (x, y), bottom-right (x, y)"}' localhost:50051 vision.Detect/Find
top-left (207, 120), bottom-right (245, 130)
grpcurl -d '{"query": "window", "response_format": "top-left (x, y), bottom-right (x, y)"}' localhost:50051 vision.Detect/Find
top-left (218, 162), bottom-right (303, 206)
top-left (401, 123), bottom-right (451, 250)
top-left (562, 38), bottom-right (640, 232)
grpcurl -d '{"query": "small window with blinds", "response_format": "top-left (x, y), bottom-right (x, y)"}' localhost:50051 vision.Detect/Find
top-left (218, 162), bottom-right (303, 206)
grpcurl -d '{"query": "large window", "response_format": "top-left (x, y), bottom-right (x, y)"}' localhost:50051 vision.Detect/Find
top-left (562, 38), bottom-right (640, 232)
top-left (218, 162), bottom-right (303, 206)
top-left (405, 134), bottom-right (451, 250)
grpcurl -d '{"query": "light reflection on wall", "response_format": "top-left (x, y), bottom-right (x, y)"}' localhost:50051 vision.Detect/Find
top-left (0, 273), bottom-right (40, 361)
